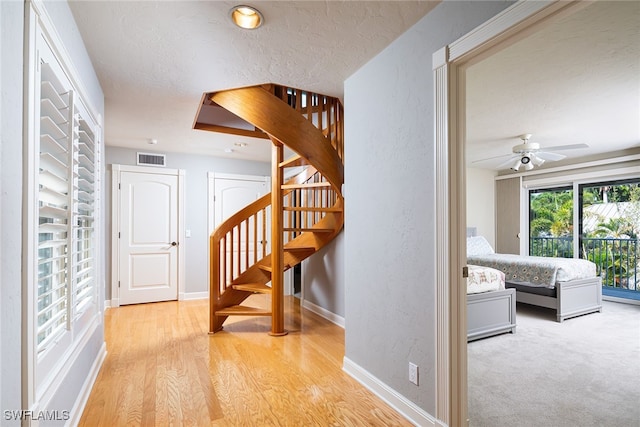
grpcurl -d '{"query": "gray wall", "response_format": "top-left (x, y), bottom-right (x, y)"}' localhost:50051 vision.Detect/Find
top-left (344, 0), bottom-right (514, 416)
top-left (303, 232), bottom-right (344, 317)
top-left (1, 1), bottom-right (25, 423)
top-left (105, 146), bottom-right (271, 299)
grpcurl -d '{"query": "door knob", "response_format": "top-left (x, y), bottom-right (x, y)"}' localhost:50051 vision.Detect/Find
top-left (171, 241), bottom-right (178, 246)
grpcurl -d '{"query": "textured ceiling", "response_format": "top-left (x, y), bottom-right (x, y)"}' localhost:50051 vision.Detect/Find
top-left (69, 1), bottom-right (439, 161)
top-left (70, 1), bottom-right (639, 168)
top-left (466, 1), bottom-right (640, 170)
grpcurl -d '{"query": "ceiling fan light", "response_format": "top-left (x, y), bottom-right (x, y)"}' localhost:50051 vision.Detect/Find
top-left (521, 154), bottom-right (531, 164)
top-left (511, 159), bottom-right (522, 171)
top-left (531, 154), bottom-right (545, 167)
top-left (523, 162), bottom-right (534, 171)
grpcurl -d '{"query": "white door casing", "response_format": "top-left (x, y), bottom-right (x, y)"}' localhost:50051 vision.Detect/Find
top-left (112, 165), bottom-right (185, 306)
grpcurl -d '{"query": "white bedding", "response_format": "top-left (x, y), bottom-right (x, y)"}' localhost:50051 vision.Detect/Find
top-left (467, 236), bottom-right (597, 289)
top-left (467, 265), bottom-right (505, 294)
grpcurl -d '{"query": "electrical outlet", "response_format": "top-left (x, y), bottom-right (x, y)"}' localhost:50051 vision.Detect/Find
top-left (409, 362), bottom-right (419, 386)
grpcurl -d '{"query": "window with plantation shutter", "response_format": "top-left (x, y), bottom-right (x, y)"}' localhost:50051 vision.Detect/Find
top-left (28, 20), bottom-right (102, 395)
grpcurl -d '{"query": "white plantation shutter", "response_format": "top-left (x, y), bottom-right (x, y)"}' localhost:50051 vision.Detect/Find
top-left (74, 118), bottom-right (97, 316)
top-left (35, 55), bottom-right (99, 357)
top-left (37, 62), bottom-right (72, 353)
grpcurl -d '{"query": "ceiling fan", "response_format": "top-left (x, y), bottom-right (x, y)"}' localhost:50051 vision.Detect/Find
top-left (474, 134), bottom-right (589, 171)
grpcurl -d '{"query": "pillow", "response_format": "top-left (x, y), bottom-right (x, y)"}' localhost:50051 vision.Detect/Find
top-left (467, 236), bottom-right (495, 256)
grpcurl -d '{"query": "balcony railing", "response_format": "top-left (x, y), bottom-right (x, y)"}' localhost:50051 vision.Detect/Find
top-left (530, 236), bottom-right (639, 291)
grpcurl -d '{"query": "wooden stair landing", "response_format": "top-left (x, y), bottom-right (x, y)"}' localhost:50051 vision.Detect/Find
top-left (216, 305), bottom-right (271, 316)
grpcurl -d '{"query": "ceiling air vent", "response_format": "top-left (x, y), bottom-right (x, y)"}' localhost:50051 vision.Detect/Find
top-left (137, 152), bottom-right (166, 167)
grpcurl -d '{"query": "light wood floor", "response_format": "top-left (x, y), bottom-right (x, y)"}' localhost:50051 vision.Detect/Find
top-left (79, 295), bottom-right (411, 426)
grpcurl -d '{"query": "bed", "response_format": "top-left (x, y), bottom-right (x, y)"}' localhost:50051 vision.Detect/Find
top-left (467, 235), bottom-right (602, 322)
top-left (467, 264), bottom-right (517, 341)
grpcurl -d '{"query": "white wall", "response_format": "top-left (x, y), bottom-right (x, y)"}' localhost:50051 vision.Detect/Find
top-left (105, 146), bottom-right (271, 300)
top-left (344, 0), bottom-right (514, 419)
top-left (1, 2), bottom-right (25, 423)
top-left (466, 167), bottom-right (497, 247)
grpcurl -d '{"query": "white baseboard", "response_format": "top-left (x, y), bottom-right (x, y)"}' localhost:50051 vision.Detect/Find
top-left (603, 296), bottom-right (640, 306)
top-left (182, 291), bottom-right (209, 301)
top-left (104, 299), bottom-right (111, 310)
top-left (302, 299), bottom-right (345, 328)
top-left (67, 342), bottom-right (107, 427)
top-left (342, 357), bottom-right (437, 427)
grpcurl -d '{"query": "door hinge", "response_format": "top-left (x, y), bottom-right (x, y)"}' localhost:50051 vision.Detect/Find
top-left (118, 183), bottom-right (121, 190)
top-left (118, 232), bottom-right (121, 238)
top-left (118, 281), bottom-right (121, 288)
top-left (462, 266), bottom-right (469, 278)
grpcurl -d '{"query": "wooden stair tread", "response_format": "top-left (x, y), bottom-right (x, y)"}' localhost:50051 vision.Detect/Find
top-left (232, 283), bottom-right (272, 294)
top-left (216, 305), bottom-right (272, 316)
top-left (283, 206), bottom-right (342, 212)
top-left (258, 264), bottom-right (292, 273)
top-left (279, 155), bottom-right (309, 168)
top-left (284, 245), bottom-right (315, 252)
top-left (284, 227), bottom-right (334, 233)
top-left (281, 182), bottom-right (331, 190)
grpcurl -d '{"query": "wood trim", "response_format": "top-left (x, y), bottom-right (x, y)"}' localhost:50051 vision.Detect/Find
top-left (434, 48), bottom-right (456, 425)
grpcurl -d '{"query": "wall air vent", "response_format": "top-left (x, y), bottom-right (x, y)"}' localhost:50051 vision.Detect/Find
top-left (137, 152), bottom-right (166, 167)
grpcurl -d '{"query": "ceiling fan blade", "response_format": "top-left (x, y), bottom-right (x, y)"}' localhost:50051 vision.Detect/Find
top-left (496, 155), bottom-right (520, 169)
top-left (536, 151), bottom-right (566, 161)
top-left (542, 143), bottom-right (589, 151)
top-left (471, 153), bottom-right (513, 164)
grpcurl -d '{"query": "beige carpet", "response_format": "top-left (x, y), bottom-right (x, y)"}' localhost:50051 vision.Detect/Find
top-left (468, 300), bottom-right (640, 427)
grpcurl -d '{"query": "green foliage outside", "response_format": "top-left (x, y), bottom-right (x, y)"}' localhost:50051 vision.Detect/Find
top-left (529, 183), bottom-right (640, 290)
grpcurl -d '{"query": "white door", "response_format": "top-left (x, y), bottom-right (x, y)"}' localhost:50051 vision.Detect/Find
top-left (210, 173), bottom-right (270, 282)
top-left (118, 170), bottom-right (180, 305)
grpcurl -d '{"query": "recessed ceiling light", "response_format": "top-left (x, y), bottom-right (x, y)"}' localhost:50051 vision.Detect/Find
top-left (148, 138), bottom-right (158, 145)
top-left (234, 142), bottom-right (248, 147)
top-left (230, 5), bottom-right (263, 30)
top-left (224, 148), bottom-right (234, 153)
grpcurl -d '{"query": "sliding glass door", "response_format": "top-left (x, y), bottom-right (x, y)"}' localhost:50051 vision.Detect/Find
top-left (529, 179), bottom-right (639, 300)
top-left (580, 180), bottom-right (639, 299)
top-left (529, 187), bottom-right (574, 258)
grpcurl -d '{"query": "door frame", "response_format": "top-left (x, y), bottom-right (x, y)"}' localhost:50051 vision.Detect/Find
top-left (111, 164), bottom-right (185, 307)
top-left (433, 1), bottom-right (588, 424)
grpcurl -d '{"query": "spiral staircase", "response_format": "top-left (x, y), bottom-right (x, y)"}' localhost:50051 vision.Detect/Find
top-left (193, 84), bottom-right (344, 335)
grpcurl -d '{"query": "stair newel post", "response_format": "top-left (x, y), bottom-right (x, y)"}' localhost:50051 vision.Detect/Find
top-left (270, 138), bottom-right (288, 336)
top-left (209, 234), bottom-right (220, 334)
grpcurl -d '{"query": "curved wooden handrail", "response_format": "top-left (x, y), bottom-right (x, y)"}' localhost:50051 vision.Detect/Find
top-left (211, 165), bottom-right (318, 241)
top-left (211, 86), bottom-right (344, 193)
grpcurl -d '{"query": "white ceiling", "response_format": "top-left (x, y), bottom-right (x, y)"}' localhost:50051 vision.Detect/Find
top-left (68, 1), bottom-right (438, 162)
top-left (69, 1), bottom-right (639, 169)
top-left (466, 1), bottom-right (640, 170)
